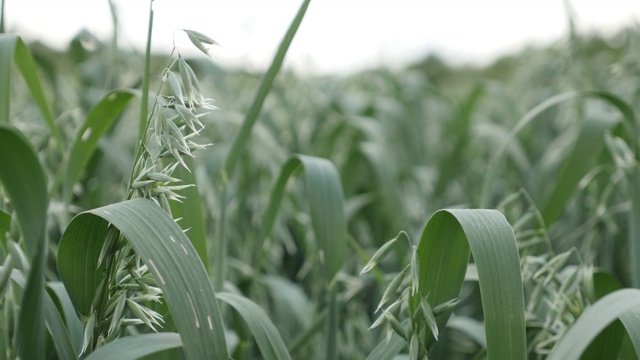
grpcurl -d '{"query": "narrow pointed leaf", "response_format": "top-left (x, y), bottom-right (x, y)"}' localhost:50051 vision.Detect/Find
top-left (0, 124), bottom-right (49, 360)
top-left (0, 34), bottom-right (62, 149)
top-left (62, 89), bottom-right (137, 202)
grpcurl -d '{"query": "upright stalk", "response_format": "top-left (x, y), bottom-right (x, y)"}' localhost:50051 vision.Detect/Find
top-left (214, 0), bottom-right (311, 291)
top-left (324, 285), bottom-right (339, 360)
top-left (139, 0), bottom-right (154, 144)
top-left (0, 0), bottom-right (4, 34)
top-left (628, 168), bottom-right (640, 288)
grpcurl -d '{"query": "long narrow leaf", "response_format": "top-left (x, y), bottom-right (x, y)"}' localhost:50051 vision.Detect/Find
top-left (217, 292), bottom-right (292, 360)
top-left (48, 282), bottom-right (84, 354)
top-left (480, 89), bottom-right (636, 208)
top-left (221, 0), bottom-right (311, 176)
top-left (61, 89), bottom-right (137, 202)
top-left (9, 270), bottom-right (77, 360)
top-left (0, 34), bottom-right (62, 149)
top-left (0, 124), bottom-right (48, 360)
top-left (259, 154), bottom-right (346, 282)
top-left (540, 116), bottom-right (618, 226)
top-left (58, 199), bottom-right (227, 359)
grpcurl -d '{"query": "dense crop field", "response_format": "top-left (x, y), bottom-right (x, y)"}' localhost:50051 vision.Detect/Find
top-left (3, 1), bottom-right (640, 359)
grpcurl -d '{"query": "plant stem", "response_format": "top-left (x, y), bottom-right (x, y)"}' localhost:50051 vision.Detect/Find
top-left (324, 285), bottom-right (339, 360)
top-left (139, 0), bottom-right (154, 147)
top-left (627, 168), bottom-right (640, 288)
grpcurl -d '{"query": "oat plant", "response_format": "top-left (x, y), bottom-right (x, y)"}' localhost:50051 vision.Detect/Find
top-left (77, 29), bottom-right (218, 355)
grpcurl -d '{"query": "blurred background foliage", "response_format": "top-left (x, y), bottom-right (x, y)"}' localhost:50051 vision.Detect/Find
top-left (7, 20), bottom-right (640, 358)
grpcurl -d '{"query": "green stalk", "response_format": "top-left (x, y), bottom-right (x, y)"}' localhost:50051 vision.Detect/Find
top-left (139, 0), bottom-right (154, 145)
top-left (324, 285), bottom-right (339, 360)
top-left (214, 0), bottom-right (311, 289)
top-left (0, 0), bottom-right (4, 33)
top-left (627, 168), bottom-right (640, 288)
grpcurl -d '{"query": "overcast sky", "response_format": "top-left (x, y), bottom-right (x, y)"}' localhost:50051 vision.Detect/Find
top-left (4, 1), bottom-right (640, 74)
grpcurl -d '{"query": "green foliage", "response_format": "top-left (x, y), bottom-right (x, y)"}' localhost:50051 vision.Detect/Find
top-left (3, 2), bottom-right (640, 359)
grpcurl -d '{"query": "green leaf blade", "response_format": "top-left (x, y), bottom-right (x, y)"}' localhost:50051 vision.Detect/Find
top-left (548, 289), bottom-right (640, 360)
top-left (62, 89), bottom-right (137, 202)
top-left (217, 292), bottom-right (292, 360)
top-left (58, 199), bottom-right (228, 359)
top-left (84, 333), bottom-right (182, 360)
top-left (417, 209), bottom-right (526, 360)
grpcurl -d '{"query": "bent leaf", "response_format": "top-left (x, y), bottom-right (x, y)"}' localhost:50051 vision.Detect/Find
top-left (0, 34), bottom-right (62, 150)
top-left (62, 89), bottom-right (137, 202)
top-left (548, 289), bottom-right (640, 360)
top-left (0, 124), bottom-right (49, 360)
top-left (217, 292), bottom-right (292, 360)
top-left (417, 209), bottom-right (526, 359)
top-left (260, 154), bottom-right (346, 282)
top-left (58, 198), bottom-right (227, 359)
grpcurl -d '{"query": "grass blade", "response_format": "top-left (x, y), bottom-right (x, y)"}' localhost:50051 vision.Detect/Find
top-left (0, 34), bottom-right (15, 122)
top-left (60, 89), bottom-right (136, 202)
top-left (540, 116), bottom-right (618, 226)
top-left (417, 209), bottom-right (526, 359)
top-left (48, 282), bottom-right (84, 354)
top-left (84, 333), bottom-right (182, 360)
top-left (221, 0), bottom-right (311, 176)
top-left (620, 307), bottom-right (640, 358)
top-left (259, 154), bottom-right (346, 282)
top-left (0, 34), bottom-right (62, 150)
top-left (548, 289), bottom-right (640, 360)
top-left (58, 198), bottom-right (228, 359)
top-left (169, 157), bottom-right (209, 271)
top-left (0, 124), bottom-right (48, 256)
top-left (0, 124), bottom-right (49, 360)
top-left (480, 89), bottom-right (636, 208)
top-left (214, 0), bottom-right (311, 291)
top-left (9, 270), bottom-right (77, 360)
top-left (217, 292), bottom-right (292, 360)
top-left (364, 332), bottom-right (405, 360)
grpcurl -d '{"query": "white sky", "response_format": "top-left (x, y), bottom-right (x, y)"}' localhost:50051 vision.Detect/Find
top-left (4, 1), bottom-right (640, 75)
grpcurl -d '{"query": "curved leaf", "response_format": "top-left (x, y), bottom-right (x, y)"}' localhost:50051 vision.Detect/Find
top-left (620, 307), bottom-right (640, 358)
top-left (0, 124), bottom-right (49, 360)
top-left (0, 124), bottom-right (48, 256)
top-left (540, 116), bottom-right (618, 226)
top-left (417, 209), bottom-right (526, 359)
top-left (217, 292), bottom-right (292, 360)
top-left (84, 333), bottom-right (182, 360)
top-left (481, 89), bottom-right (636, 208)
top-left (62, 89), bottom-right (137, 202)
top-left (260, 154), bottom-right (346, 282)
top-left (0, 34), bottom-right (62, 150)
top-left (48, 281), bottom-right (84, 354)
top-left (548, 289), bottom-right (640, 360)
top-left (58, 198), bottom-right (227, 359)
